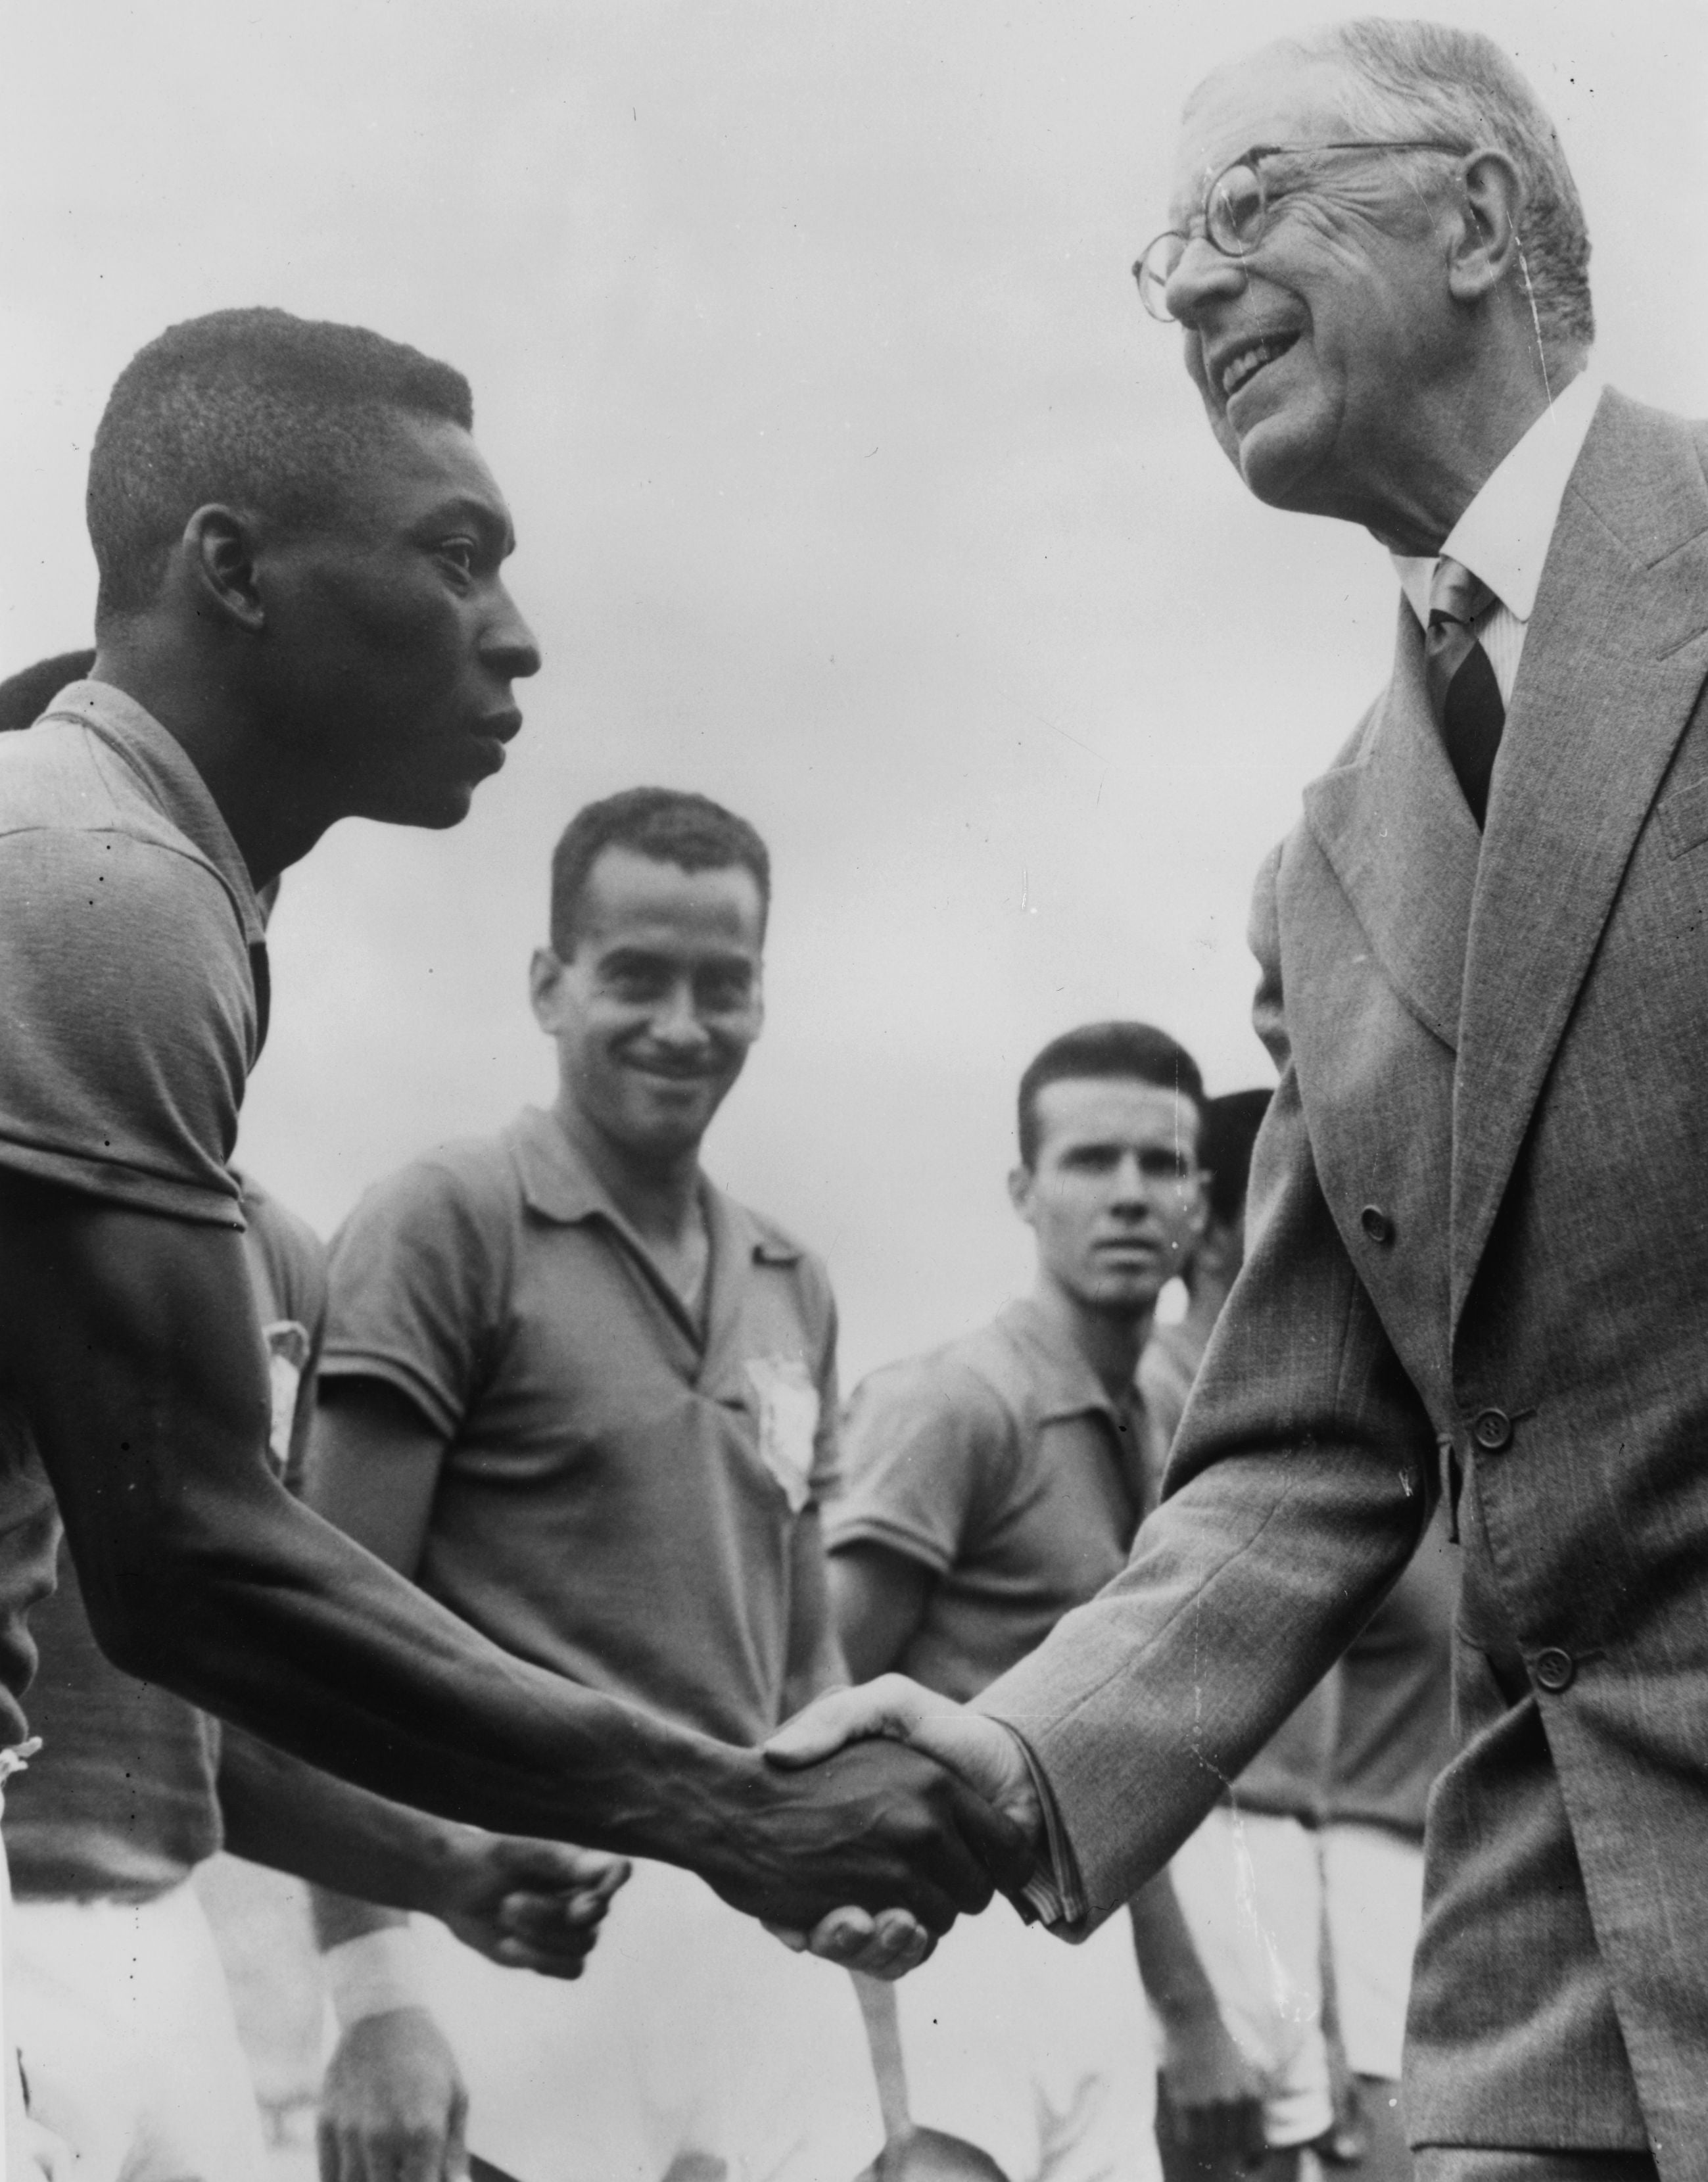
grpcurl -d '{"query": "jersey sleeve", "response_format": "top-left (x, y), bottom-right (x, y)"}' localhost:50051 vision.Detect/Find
top-left (828, 1357), bottom-right (1012, 1576)
top-left (320, 1152), bottom-right (511, 1442)
top-left (0, 827), bottom-right (249, 1225)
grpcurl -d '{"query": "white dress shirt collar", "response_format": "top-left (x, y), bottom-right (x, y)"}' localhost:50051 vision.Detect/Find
top-left (1392, 368), bottom-right (1603, 628)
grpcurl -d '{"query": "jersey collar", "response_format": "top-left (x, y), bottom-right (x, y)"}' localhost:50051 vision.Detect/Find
top-left (41, 678), bottom-right (266, 949)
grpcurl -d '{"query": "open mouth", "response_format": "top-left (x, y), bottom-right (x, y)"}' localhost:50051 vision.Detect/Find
top-left (1219, 330), bottom-right (1300, 399)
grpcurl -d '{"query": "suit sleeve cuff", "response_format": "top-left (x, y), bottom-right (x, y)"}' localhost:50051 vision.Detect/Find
top-left (995, 1722), bottom-right (1088, 1931)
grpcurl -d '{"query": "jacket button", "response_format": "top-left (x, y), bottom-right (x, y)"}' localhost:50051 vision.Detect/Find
top-left (1533, 1647), bottom-right (1576, 1693)
top-left (1472, 1406), bottom-right (1513, 1452)
top-left (1360, 1205), bottom-right (1394, 1244)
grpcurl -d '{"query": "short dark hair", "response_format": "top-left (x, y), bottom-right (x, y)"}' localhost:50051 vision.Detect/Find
top-left (1200, 1087), bottom-right (1273, 1227)
top-left (1016, 1022), bottom-right (1205, 1169)
top-left (87, 308), bottom-right (474, 619)
top-left (0, 649), bottom-right (97, 734)
top-left (549, 787), bottom-right (772, 957)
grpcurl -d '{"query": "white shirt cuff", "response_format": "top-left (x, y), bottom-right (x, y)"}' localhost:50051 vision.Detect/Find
top-left (995, 1723), bottom-right (1087, 1930)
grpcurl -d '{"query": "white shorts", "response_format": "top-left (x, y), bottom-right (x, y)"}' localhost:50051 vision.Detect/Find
top-left (7, 1876), bottom-right (267, 2182)
top-left (414, 1856), bottom-right (883, 2182)
top-left (886, 1890), bottom-right (1159, 2182)
top-left (1320, 1822), bottom-right (1424, 2083)
top-left (1, 1811), bottom-right (34, 2179)
top-left (1164, 1807), bottom-right (1333, 2149)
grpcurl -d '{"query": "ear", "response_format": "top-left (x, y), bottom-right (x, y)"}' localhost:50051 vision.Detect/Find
top-left (528, 944), bottom-right (567, 1032)
top-left (1446, 148), bottom-right (1525, 306)
top-left (1007, 1164), bottom-right (1036, 1226)
top-left (183, 506), bottom-right (266, 632)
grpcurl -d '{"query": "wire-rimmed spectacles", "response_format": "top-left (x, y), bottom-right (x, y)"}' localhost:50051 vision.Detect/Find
top-left (1132, 139), bottom-right (1471, 321)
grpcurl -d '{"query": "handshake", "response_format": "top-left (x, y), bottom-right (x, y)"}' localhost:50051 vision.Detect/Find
top-left (724, 1674), bottom-right (1051, 1980)
top-left (442, 1678), bottom-right (1053, 1984)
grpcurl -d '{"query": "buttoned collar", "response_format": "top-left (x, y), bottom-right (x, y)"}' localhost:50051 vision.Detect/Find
top-left (40, 678), bottom-right (266, 949)
top-left (1392, 368), bottom-right (1603, 629)
top-left (995, 1296), bottom-right (1133, 1426)
top-left (508, 1103), bottom-right (801, 1327)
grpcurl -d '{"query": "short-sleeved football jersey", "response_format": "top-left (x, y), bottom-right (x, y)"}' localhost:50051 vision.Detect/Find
top-left (829, 1300), bottom-right (1160, 1701)
top-left (321, 1108), bottom-right (842, 1747)
top-left (0, 682), bottom-right (266, 1742)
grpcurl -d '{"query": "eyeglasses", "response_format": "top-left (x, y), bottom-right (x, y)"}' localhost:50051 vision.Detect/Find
top-left (1132, 139), bottom-right (1470, 321)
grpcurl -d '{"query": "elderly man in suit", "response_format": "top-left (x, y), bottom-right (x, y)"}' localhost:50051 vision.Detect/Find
top-left (771, 20), bottom-right (1708, 2179)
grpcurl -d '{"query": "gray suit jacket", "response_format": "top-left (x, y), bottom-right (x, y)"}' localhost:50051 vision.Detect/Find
top-left (982, 390), bottom-right (1708, 2168)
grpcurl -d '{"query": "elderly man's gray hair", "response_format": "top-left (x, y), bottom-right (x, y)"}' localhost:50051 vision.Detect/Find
top-left (1283, 18), bottom-right (1594, 358)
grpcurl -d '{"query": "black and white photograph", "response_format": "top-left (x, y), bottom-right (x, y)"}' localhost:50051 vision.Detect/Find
top-left (1, 3), bottom-right (1704, 2178)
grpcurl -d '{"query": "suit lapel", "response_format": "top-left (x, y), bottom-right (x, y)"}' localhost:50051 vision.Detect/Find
top-left (1303, 600), bottom-right (1482, 1053)
top-left (1450, 394), bottom-right (1708, 1327)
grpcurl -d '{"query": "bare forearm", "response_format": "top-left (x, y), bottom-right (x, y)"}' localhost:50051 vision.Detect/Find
top-left (1128, 1871), bottom-right (1222, 2022)
top-left (828, 1543), bottom-right (932, 1684)
top-left (5, 1191), bottom-right (1021, 1933)
top-left (781, 1511), bottom-right (847, 1718)
top-left (311, 1884), bottom-right (410, 1950)
top-left (101, 1467), bottom-right (750, 1861)
top-left (218, 1726), bottom-right (479, 1914)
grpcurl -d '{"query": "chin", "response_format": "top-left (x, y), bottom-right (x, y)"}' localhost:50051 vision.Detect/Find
top-left (362, 780), bottom-right (477, 831)
top-left (1232, 410), bottom-right (1340, 516)
top-left (628, 1111), bottom-right (709, 1160)
top-left (1083, 1273), bottom-right (1162, 1314)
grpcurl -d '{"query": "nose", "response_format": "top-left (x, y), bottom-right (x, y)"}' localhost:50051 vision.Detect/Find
top-left (482, 581), bottom-right (542, 682)
top-left (1166, 232), bottom-right (1246, 328)
top-left (650, 979), bottom-right (709, 1047)
top-left (1108, 1152), bottom-right (1153, 1206)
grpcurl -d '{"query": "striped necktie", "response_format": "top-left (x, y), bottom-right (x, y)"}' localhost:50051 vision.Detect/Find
top-left (1425, 556), bottom-right (1505, 826)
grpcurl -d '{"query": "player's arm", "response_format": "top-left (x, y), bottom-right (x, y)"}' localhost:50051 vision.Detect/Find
top-left (299, 1375), bottom-right (444, 1575)
top-left (218, 1723), bottom-right (627, 1974)
top-left (828, 1541), bottom-right (933, 1683)
top-left (0, 1176), bottom-right (1023, 1929)
top-left (1127, 1874), bottom-right (1266, 2165)
top-left (780, 1509), bottom-right (850, 1717)
top-left (300, 1373), bottom-right (497, 1947)
top-left (299, 1379), bottom-right (626, 1965)
top-left (821, 1360), bottom-right (983, 1686)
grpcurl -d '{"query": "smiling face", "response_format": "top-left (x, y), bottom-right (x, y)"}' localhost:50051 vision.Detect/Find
top-left (531, 847), bottom-right (767, 1167)
top-left (257, 411), bottom-right (540, 828)
top-left (1166, 50), bottom-right (1465, 533)
top-left (1011, 1078), bottom-right (1206, 1320)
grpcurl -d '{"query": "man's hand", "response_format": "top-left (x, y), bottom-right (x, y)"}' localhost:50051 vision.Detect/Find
top-left (1154, 2007), bottom-right (1268, 2170)
top-left (698, 1686), bottom-right (1033, 1941)
top-left (435, 1834), bottom-right (629, 1978)
top-left (756, 1674), bottom-right (1042, 1975)
top-left (318, 2007), bottom-right (467, 2182)
top-left (767, 1674), bottom-right (1040, 1828)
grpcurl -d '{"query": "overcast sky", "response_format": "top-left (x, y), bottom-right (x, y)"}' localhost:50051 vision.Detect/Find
top-left (3, 0), bottom-right (1702, 1381)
